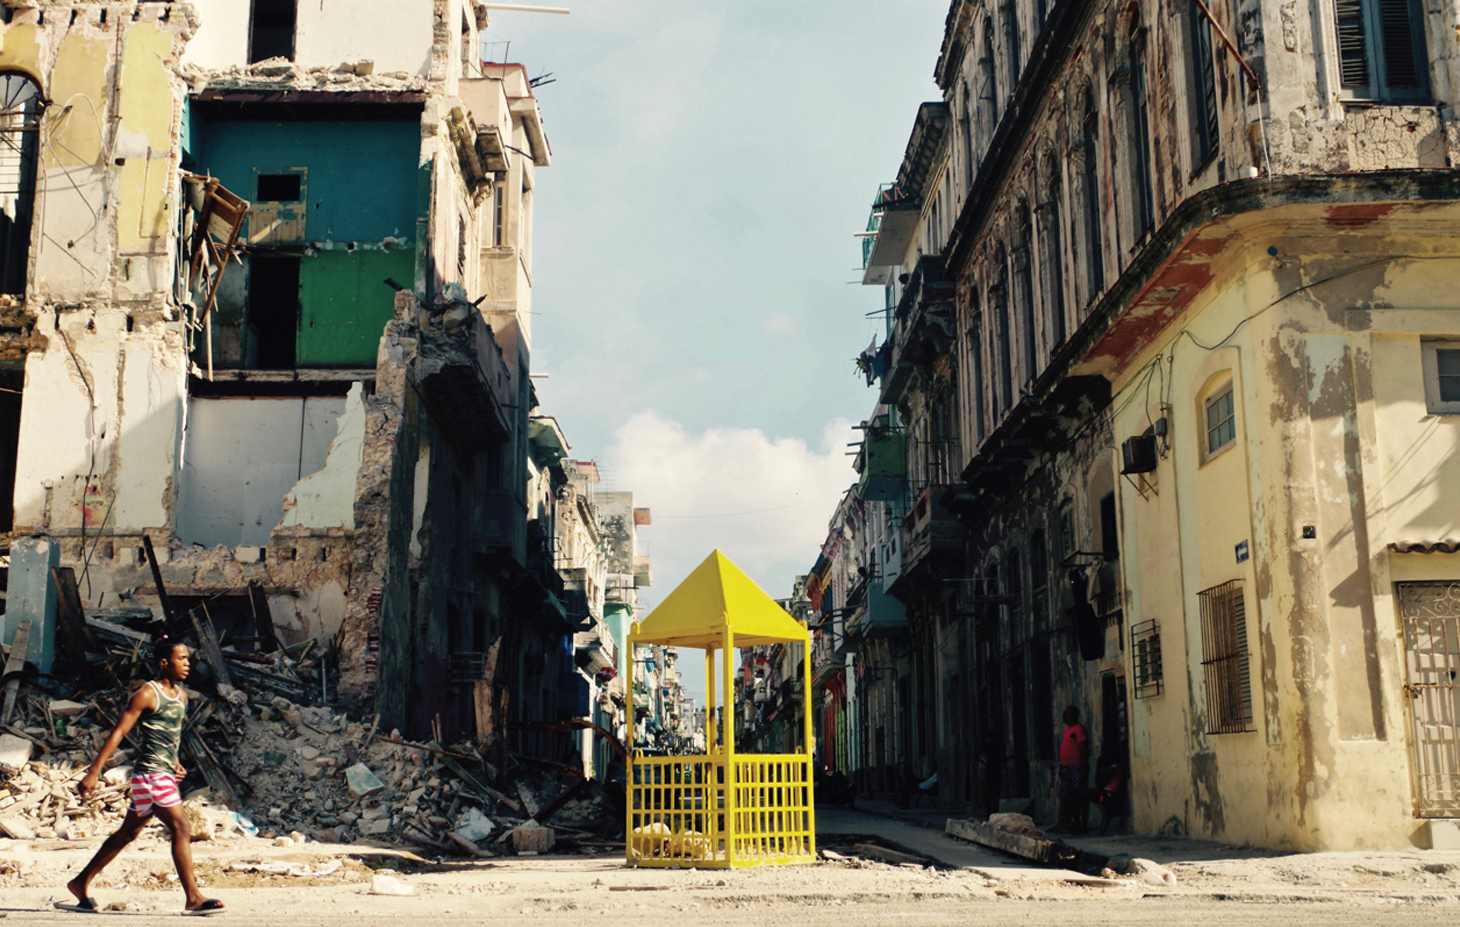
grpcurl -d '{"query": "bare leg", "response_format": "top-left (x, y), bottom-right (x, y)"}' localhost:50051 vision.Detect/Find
top-left (68, 810), bottom-right (149, 903)
top-left (152, 804), bottom-right (221, 911)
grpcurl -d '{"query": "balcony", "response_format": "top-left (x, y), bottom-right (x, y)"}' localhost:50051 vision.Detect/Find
top-left (474, 488), bottom-right (526, 565)
top-left (846, 581), bottom-right (907, 639)
top-left (899, 483), bottom-right (964, 583)
top-left (632, 555), bottom-right (653, 588)
top-left (417, 308), bottom-right (513, 446)
top-left (856, 430), bottom-right (906, 502)
top-left (880, 255), bottom-right (957, 407)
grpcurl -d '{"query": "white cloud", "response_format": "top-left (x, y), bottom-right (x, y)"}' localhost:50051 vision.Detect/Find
top-left (607, 410), bottom-right (855, 608)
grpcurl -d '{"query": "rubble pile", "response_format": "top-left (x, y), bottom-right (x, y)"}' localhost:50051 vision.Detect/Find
top-left (0, 680), bottom-right (616, 857)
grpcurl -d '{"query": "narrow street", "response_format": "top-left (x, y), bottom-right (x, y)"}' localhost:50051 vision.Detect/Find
top-left (3, 805), bottom-right (1460, 924)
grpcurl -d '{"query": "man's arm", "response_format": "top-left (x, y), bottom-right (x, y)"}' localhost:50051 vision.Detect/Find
top-left (78, 685), bottom-right (156, 799)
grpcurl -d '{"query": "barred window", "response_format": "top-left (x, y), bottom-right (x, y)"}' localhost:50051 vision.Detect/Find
top-left (1197, 580), bottom-right (1254, 733)
top-left (1131, 618), bottom-right (1163, 698)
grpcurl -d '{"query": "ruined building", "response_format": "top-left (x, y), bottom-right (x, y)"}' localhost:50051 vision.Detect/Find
top-left (0, 1), bottom-right (643, 765)
top-left (821, 0), bottom-right (1460, 849)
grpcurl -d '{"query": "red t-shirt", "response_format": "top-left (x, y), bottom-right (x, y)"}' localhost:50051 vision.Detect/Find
top-left (1060, 723), bottom-right (1089, 767)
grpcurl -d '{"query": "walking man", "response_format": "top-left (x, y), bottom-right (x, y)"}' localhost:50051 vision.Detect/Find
top-left (1052, 704), bottom-right (1089, 834)
top-left (65, 639), bottom-right (224, 915)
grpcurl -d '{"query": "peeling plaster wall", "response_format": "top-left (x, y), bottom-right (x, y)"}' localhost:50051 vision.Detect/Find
top-left (14, 310), bottom-right (184, 534)
top-left (1107, 226), bottom-right (1460, 850)
top-left (280, 382), bottom-right (365, 531)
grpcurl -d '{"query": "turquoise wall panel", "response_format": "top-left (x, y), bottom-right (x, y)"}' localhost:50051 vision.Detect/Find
top-left (191, 119), bottom-right (420, 242)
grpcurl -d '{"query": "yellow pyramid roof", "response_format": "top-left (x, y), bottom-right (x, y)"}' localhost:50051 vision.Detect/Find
top-left (631, 550), bottom-right (808, 649)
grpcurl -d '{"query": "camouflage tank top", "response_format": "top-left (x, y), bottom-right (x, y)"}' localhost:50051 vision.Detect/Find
top-left (135, 681), bottom-right (186, 775)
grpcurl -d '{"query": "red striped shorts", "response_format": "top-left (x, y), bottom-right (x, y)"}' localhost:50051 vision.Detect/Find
top-left (128, 772), bottom-right (181, 817)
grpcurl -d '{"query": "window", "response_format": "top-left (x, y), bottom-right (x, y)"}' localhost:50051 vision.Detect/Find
top-left (1197, 579), bottom-right (1254, 733)
top-left (1037, 158), bottom-right (1066, 349)
top-left (256, 173), bottom-right (301, 202)
top-left (1078, 90), bottom-right (1104, 304)
top-left (1131, 618), bottom-right (1163, 698)
top-left (1013, 203), bottom-right (1037, 384)
top-left (492, 184), bottom-right (506, 247)
top-left (249, 0), bottom-right (297, 63)
top-left (1334, 0), bottom-right (1428, 102)
top-left (1205, 383), bottom-right (1236, 455)
top-left (1099, 491), bottom-right (1119, 560)
top-left (1422, 341), bottom-right (1460, 415)
top-left (1188, 0), bottom-right (1219, 166)
top-left (1128, 30), bottom-right (1155, 239)
top-left (0, 74), bottom-right (40, 296)
top-left (991, 249), bottom-right (1013, 416)
top-left (967, 315), bottom-right (986, 445)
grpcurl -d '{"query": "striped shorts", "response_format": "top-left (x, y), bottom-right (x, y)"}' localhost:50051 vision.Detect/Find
top-left (128, 772), bottom-right (181, 817)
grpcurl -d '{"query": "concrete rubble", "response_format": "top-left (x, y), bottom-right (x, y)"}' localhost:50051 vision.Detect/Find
top-left (0, 669), bottom-right (617, 857)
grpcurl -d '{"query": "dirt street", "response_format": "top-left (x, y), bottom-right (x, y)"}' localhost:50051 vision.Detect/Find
top-left (4, 807), bottom-right (1460, 926)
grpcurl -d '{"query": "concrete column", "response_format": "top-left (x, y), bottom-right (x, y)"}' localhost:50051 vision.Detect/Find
top-left (6, 537), bottom-right (61, 673)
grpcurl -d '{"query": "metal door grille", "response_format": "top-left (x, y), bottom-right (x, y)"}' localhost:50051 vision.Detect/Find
top-left (1398, 581), bottom-right (1460, 817)
top-left (1197, 579), bottom-right (1253, 733)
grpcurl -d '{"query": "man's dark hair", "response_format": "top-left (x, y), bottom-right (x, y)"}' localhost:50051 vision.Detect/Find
top-left (153, 636), bottom-right (184, 663)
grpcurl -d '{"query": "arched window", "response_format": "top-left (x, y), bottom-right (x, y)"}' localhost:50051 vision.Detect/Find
top-left (990, 244), bottom-right (1013, 416)
top-left (1012, 201), bottom-right (1037, 384)
top-left (963, 295), bottom-right (987, 448)
top-left (0, 74), bottom-right (41, 296)
top-left (1000, 0), bottom-right (1021, 93)
top-left (1128, 18), bottom-right (1155, 240)
top-left (1077, 84), bottom-right (1105, 306)
top-left (1036, 152), bottom-right (1067, 349)
top-left (961, 81), bottom-right (975, 190)
top-left (979, 22), bottom-right (1000, 138)
top-left (1030, 529), bottom-right (1049, 633)
top-left (1005, 547), bottom-right (1024, 644)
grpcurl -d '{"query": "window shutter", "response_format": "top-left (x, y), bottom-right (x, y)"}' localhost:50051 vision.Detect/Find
top-left (1379, 0), bottom-right (1420, 87)
top-left (1335, 0), bottom-right (1370, 88)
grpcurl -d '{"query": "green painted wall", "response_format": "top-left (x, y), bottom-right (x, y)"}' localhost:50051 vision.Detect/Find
top-left (297, 249), bottom-right (417, 366)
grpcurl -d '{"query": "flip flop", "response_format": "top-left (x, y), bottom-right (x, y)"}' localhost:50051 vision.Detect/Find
top-left (53, 897), bottom-right (100, 913)
top-left (183, 900), bottom-right (225, 916)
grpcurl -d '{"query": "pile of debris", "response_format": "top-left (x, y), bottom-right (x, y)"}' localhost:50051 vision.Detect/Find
top-left (1, 555), bottom-right (621, 857)
top-left (1, 684), bottom-right (617, 857)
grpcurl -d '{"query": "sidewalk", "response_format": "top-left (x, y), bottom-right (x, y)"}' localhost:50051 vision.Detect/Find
top-left (824, 799), bottom-right (1460, 900)
top-left (816, 804), bottom-right (1089, 882)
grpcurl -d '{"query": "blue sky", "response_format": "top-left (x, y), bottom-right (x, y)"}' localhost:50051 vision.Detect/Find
top-left (488, 1), bottom-right (948, 695)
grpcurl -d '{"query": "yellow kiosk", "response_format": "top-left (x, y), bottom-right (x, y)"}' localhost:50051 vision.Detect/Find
top-left (625, 551), bottom-right (816, 868)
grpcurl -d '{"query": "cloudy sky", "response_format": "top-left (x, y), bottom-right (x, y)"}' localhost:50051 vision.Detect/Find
top-left (488, 2), bottom-right (948, 694)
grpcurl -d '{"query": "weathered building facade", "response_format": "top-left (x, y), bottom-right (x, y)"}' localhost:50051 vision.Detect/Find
top-left (843, 0), bottom-right (1460, 849)
top-left (0, 1), bottom-right (646, 770)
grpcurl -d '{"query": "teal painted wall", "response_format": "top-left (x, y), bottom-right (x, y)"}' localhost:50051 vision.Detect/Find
top-left (191, 118), bottom-right (420, 242)
top-left (298, 249), bottom-right (417, 366)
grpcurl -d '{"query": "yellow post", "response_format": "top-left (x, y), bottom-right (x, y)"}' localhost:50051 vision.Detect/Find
top-left (624, 630), bottom-right (636, 857)
top-left (705, 645), bottom-right (716, 752)
top-left (801, 624), bottom-right (817, 857)
top-left (721, 628), bottom-right (735, 864)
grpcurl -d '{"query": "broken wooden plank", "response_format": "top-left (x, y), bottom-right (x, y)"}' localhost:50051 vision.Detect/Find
top-left (533, 776), bottom-right (592, 825)
top-left (141, 536), bottom-right (177, 625)
top-left (247, 581), bottom-right (281, 653)
top-left (51, 567), bottom-right (99, 667)
top-left (945, 817), bottom-right (1058, 864)
top-left (182, 728), bottom-right (240, 811)
top-left (853, 842), bottom-right (929, 866)
top-left (1, 620), bottom-right (31, 725)
top-left (191, 604), bottom-right (232, 689)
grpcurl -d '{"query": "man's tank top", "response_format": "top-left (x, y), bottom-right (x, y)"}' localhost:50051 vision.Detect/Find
top-left (135, 681), bottom-right (186, 775)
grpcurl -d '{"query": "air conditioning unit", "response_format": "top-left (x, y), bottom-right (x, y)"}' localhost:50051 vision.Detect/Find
top-left (1121, 434), bottom-right (1158, 474)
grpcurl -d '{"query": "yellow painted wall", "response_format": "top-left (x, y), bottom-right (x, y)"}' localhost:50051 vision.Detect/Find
top-left (1109, 226), bottom-right (1460, 850)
